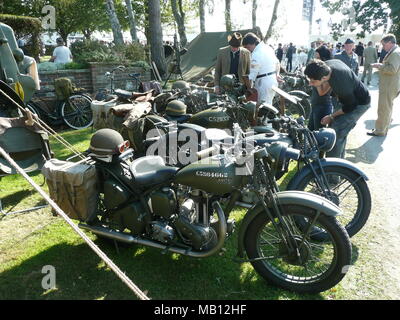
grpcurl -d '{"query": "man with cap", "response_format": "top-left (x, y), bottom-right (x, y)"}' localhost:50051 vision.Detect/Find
top-left (368, 34), bottom-right (400, 136)
top-left (242, 32), bottom-right (280, 105)
top-left (334, 38), bottom-right (359, 75)
top-left (49, 37), bottom-right (73, 64)
top-left (214, 32), bottom-right (251, 95)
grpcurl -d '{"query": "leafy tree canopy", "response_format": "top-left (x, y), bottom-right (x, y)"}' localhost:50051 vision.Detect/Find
top-left (321, 0), bottom-right (400, 40)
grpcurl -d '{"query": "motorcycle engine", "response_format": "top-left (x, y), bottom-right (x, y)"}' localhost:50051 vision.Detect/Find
top-left (148, 187), bottom-right (217, 251)
top-left (173, 196), bottom-right (218, 251)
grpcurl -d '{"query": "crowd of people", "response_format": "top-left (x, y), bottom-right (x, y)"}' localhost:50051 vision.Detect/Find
top-left (275, 39), bottom-right (390, 75)
top-left (214, 31), bottom-right (400, 162)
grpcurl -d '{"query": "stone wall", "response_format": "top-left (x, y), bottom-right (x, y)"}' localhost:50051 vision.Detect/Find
top-left (36, 63), bottom-right (151, 100)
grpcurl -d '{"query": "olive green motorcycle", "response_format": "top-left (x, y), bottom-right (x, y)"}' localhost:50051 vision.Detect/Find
top-left (78, 127), bottom-right (352, 293)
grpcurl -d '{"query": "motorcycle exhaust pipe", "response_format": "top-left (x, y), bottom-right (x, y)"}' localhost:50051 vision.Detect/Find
top-left (78, 223), bottom-right (136, 244)
top-left (78, 201), bottom-right (227, 258)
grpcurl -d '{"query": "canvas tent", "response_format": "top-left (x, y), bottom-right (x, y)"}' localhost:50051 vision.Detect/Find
top-left (180, 28), bottom-right (262, 81)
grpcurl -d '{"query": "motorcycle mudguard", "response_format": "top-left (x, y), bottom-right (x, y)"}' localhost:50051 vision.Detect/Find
top-left (236, 190), bottom-right (341, 259)
top-left (286, 157), bottom-right (369, 192)
top-left (288, 90), bottom-right (309, 98)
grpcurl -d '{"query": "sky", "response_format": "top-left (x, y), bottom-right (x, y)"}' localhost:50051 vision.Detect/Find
top-left (177, 0), bottom-right (386, 46)
top-left (180, 0), bottom-right (329, 46)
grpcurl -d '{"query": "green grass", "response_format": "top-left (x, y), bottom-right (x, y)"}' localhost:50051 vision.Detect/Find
top-left (0, 128), bottom-right (375, 300)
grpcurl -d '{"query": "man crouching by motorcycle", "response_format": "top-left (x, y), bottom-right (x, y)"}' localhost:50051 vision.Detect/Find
top-left (304, 59), bottom-right (370, 159)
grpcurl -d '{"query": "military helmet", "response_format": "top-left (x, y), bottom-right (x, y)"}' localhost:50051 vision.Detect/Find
top-left (165, 100), bottom-right (187, 116)
top-left (89, 128), bottom-right (127, 156)
top-left (203, 74), bottom-right (214, 82)
top-left (172, 80), bottom-right (190, 91)
top-left (220, 74), bottom-right (236, 91)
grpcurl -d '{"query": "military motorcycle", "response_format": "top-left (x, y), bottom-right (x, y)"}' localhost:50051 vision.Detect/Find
top-left (78, 127), bottom-right (352, 293)
top-left (246, 115), bottom-right (371, 238)
top-left (142, 105), bottom-right (371, 238)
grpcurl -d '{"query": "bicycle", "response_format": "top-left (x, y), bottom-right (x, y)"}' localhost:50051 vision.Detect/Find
top-left (26, 82), bottom-right (93, 130)
top-left (94, 65), bottom-right (142, 101)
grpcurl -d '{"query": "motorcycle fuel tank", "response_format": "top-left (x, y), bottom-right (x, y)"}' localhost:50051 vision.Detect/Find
top-left (174, 156), bottom-right (245, 195)
top-left (188, 106), bottom-right (233, 129)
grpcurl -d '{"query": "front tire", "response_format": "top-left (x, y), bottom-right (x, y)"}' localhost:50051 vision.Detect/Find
top-left (61, 94), bottom-right (93, 130)
top-left (292, 166), bottom-right (371, 238)
top-left (244, 205), bottom-right (352, 293)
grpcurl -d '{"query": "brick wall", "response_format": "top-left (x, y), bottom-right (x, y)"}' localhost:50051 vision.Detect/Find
top-left (36, 63), bottom-right (151, 99)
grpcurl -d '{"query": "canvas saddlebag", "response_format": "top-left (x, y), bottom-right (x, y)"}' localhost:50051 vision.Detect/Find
top-left (41, 159), bottom-right (99, 222)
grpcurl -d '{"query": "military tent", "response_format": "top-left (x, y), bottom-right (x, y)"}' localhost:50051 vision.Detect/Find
top-left (180, 28), bottom-right (262, 81)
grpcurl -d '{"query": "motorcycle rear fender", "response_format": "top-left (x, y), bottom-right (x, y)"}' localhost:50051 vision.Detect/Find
top-left (236, 190), bottom-right (341, 259)
top-left (288, 90), bottom-right (309, 98)
top-left (287, 157), bottom-right (369, 191)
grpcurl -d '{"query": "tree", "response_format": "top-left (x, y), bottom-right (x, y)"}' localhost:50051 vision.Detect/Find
top-left (251, 0), bottom-right (257, 29)
top-left (264, 0), bottom-right (280, 41)
top-left (105, 0), bottom-right (124, 45)
top-left (170, 0), bottom-right (188, 46)
top-left (321, 0), bottom-right (400, 40)
top-left (199, 0), bottom-right (206, 33)
top-left (148, 0), bottom-right (167, 76)
top-left (125, 0), bottom-right (138, 42)
top-left (225, 0), bottom-right (232, 32)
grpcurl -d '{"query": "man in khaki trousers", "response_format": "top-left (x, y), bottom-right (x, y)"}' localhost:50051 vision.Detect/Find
top-left (368, 34), bottom-right (400, 137)
top-left (214, 32), bottom-right (251, 94)
top-left (361, 41), bottom-right (378, 85)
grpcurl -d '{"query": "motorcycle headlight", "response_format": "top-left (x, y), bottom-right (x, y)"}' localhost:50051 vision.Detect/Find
top-left (313, 128), bottom-right (336, 152)
top-left (265, 142), bottom-right (300, 175)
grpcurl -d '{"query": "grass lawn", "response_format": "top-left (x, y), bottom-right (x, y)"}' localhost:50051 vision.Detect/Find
top-left (0, 127), bottom-right (368, 300)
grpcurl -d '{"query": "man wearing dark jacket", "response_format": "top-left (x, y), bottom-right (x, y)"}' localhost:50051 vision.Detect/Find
top-left (334, 38), bottom-right (359, 75)
top-left (304, 59), bottom-right (370, 158)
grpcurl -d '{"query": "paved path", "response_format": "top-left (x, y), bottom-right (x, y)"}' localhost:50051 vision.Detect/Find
top-left (342, 72), bottom-right (400, 299)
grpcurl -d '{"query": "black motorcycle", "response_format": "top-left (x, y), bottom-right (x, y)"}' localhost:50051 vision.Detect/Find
top-left (248, 115), bottom-right (371, 239)
top-left (77, 128), bottom-right (352, 293)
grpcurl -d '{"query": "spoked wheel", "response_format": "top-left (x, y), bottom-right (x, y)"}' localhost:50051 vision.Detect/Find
top-left (61, 94), bottom-right (93, 130)
top-left (293, 166), bottom-right (371, 239)
top-left (26, 102), bottom-right (42, 118)
top-left (244, 205), bottom-right (352, 293)
top-left (273, 94), bottom-right (310, 120)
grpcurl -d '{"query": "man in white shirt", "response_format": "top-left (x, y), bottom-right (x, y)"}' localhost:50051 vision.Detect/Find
top-left (242, 32), bottom-right (280, 105)
top-left (50, 38), bottom-right (72, 64)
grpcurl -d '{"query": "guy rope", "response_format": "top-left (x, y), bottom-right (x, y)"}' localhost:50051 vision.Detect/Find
top-left (0, 88), bottom-right (150, 300)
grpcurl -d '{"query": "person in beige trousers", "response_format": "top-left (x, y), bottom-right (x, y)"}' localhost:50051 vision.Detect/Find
top-left (214, 32), bottom-right (251, 94)
top-left (361, 41), bottom-right (378, 85)
top-left (367, 34), bottom-right (400, 136)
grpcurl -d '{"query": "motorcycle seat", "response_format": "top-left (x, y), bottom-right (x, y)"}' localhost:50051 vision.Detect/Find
top-left (252, 126), bottom-right (276, 136)
top-left (130, 156), bottom-right (178, 186)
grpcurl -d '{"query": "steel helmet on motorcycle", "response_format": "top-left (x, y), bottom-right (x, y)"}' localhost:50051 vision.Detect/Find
top-left (165, 100), bottom-right (187, 116)
top-left (220, 74), bottom-right (236, 91)
top-left (203, 74), bottom-right (214, 82)
top-left (172, 80), bottom-right (190, 91)
top-left (89, 128), bottom-right (127, 156)
top-left (313, 128), bottom-right (336, 152)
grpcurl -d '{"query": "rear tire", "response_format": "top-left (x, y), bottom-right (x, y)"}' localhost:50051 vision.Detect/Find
top-left (244, 204), bottom-right (352, 293)
top-left (61, 94), bottom-right (93, 130)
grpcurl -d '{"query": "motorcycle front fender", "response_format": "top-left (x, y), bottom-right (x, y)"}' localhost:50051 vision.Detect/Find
top-left (287, 157), bottom-right (369, 192)
top-left (236, 190), bottom-right (341, 259)
top-left (288, 90), bottom-right (309, 98)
